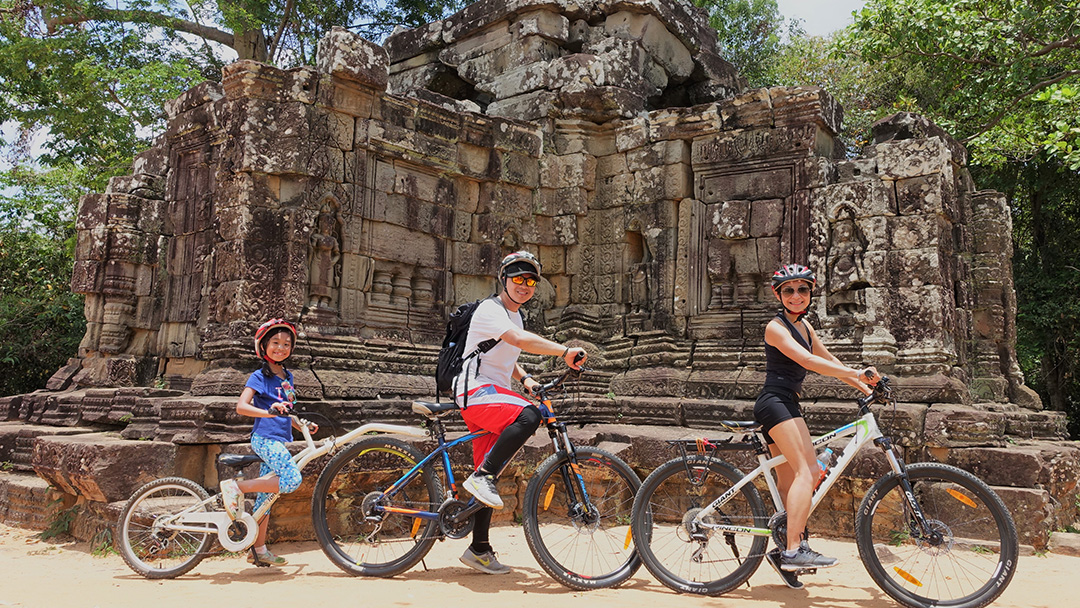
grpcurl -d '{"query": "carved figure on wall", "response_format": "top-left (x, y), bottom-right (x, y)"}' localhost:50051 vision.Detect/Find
top-left (308, 203), bottom-right (342, 310)
top-left (627, 230), bottom-right (653, 314)
top-left (828, 206), bottom-right (868, 315)
top-left (706, 239), bottom-right (735, 309)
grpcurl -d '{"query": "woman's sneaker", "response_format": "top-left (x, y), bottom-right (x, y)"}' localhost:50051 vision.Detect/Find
top-left (780, 545), bottom-right (839, 571)
top-left (459, 547), bottom-right (510, 574)
top-left (219, 479), bottom-right (243, 520)
top-left (463, 472), bottom-right (503, 509)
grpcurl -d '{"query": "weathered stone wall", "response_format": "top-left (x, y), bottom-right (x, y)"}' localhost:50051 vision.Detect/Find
top-left (3, 0), bottom-right (1077, 548)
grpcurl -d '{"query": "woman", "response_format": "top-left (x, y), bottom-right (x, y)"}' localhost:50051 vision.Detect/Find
top-left (754, 264), bottom-right (878, 572)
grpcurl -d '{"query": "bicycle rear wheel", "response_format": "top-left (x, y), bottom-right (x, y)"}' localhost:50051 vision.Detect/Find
top-left (522, 446), bottom-right (642, 590)
top-left (117, 477), bottom-right (214, 579)
top-left (631, 455), bottom-right (768, 596)
top-left (855, 463), bottom-right (1018, 608)
top-left (311, 436), bottom-right (442, 577)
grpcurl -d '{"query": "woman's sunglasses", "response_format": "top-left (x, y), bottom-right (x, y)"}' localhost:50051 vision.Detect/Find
top-left (510, 275), bottom-right (538, 287)
top-left (780, 286), bottom-right (812, 296)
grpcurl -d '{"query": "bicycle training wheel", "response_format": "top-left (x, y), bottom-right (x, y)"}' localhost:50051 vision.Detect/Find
top-left (855, 463), bottom-right (1019, 608)
top-left (630, 455), bottom-right (768, 596)
top-left (522, 446), bottom-right (642, 590)
top-left (311, 436), bottom-right (442, 577)
top-left (117, 477), bottom-right (215, 579)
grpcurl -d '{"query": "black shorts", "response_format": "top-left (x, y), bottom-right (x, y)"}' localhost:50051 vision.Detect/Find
top-left (753, 387), bottom-right (802, 444)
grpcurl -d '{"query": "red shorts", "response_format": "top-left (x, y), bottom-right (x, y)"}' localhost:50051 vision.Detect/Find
top-left (459, 384), bottom-right (531, 470)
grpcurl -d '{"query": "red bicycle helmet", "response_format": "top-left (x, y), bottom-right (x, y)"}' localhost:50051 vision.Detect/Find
top-left (254, 318), bottom-right (297, 362)
top-left (771, 264), bottom-right (816, 292)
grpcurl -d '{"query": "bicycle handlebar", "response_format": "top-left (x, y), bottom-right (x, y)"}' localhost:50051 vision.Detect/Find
top-left (532, 365), bottom-right (587, 399)
top-left (857, 374), bottom-right (893, 409)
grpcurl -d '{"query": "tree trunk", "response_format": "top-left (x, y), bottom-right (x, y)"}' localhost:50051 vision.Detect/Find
top-left (233, 29), bottom-right (268, 62)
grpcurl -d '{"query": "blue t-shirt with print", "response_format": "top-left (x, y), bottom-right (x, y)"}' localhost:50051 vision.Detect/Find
top-left (245, 369), bottom-right (296, 443)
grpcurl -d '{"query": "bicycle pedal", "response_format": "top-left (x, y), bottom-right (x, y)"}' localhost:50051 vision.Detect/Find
top-left (794, 568), bottom-right (817, 576)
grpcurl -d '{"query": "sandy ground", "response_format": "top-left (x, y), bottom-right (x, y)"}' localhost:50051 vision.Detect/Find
top-left (0, 523), bottom-right (1071, 608)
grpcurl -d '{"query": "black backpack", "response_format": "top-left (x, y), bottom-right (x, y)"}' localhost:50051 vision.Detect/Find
top-left (435, 297), bottom-right (500, 401)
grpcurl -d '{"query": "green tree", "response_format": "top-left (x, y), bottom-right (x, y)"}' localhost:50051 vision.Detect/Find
top-left (693, 0), bottom-right (802, 87)
top-left (841, 0), bottom-right (1080, 431)
top-left (0, 0), bottom-right (464, 396)
top-left (0, 164), bottom-right (91, 396)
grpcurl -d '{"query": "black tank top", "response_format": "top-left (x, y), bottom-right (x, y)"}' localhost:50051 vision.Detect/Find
top-left (763, 312), bottom-right (812, 394)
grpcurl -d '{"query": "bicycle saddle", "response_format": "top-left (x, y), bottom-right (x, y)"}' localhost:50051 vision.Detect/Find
top-left (218, 454), bottom-right (263, 468)
top-left (412, 400), bottom-right (457, 419)
top-left (720, 420), bottom-right (762, 430)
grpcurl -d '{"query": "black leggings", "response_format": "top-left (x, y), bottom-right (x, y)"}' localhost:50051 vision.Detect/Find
top-left (471, 406), bottom-right (541, 552)
top-left (478, 406), bottom-right (541, 476)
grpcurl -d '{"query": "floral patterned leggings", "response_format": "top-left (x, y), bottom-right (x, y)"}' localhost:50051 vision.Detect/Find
top-left (251, 434), bottom-right (303, 512)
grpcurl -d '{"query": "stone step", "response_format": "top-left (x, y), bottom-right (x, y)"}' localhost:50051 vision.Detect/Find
top-left (0, 471), bottom-right (68, 531)
top-left (0, 422), bottom-right (95, 472)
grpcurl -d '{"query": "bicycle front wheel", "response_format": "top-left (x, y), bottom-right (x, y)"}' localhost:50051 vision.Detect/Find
top-left (522, 446), bottom-right (642, 590)
top-left (311, 436), bottom-right (442, 577)
top-left (117, 477), bottom-right (215, 579)
top-left (631, 455), bottom-right (768, 596)
top-left (855, 463), bottom-right (1019, 608)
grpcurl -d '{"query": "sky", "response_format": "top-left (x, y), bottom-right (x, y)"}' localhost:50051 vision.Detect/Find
top-left (776, 0), bottom-right (867, 37)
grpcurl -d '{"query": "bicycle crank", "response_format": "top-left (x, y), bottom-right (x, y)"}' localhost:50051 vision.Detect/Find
top-left (438, 499), bottom-right (475, 539)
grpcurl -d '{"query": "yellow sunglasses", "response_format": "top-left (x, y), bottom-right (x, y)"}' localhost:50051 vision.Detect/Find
top-left (510, 275), bottom-right (538, 287)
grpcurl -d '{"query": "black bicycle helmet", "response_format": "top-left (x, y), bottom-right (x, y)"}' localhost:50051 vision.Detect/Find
top-left (498, 250), bottom-right (542, 280)
top-left (771, 264), bottom-right (816, 292)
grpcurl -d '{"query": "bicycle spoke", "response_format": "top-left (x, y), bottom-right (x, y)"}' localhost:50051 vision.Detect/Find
top-left (856, 463), bottom-right (1018, 608)
top-left (523, 447), bottom-right (641, 590)
top-left (631, 456), bottom-right (767, 596)
top-left (312, 437), bottom-right (442, 577)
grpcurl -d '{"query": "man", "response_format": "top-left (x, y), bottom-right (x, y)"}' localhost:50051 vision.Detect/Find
top-left (454, 250), bottom-right (587, 574)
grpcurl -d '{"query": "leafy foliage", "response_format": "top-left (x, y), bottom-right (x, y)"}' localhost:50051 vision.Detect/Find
top-left (0, 163), bottom-right (94, 396)
top-left (693, 0), bottom-right (802, 87)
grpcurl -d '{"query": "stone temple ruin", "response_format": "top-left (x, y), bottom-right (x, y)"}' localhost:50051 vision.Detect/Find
top-left (1, 0), bottom-right (1077, 549)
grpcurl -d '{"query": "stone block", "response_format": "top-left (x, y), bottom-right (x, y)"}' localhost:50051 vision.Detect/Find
top-left (316, 27), bottom-right (389, 91)
top-left (534, 187), bottom-right (589, 216)
top-left (513, 10), bottom-right (570, 43)
top-left (696, 166), bottom-right (795, 203)
top-left (750, 198), bottom-right (784, 237)
top-left (475, 61), bottom-right (550, 99)
top-left (991, 486), bottom-right (1053, 549)
top-left (604, 11), bottom-right (693, 80)
top-left (32, 433), bottom-right (207, 503)
top-left (769, 85), bottom-right (843, 136)
top-left (876, 137), bottom-right (953, 180)
top-left (924, 405), bottom-right (1006, 447)
top-left (706, 200), bottom-right (750, 239)
top-left (814, 179), bottom-right (896, 220)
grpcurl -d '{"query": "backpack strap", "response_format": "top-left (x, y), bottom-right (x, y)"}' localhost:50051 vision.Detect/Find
top-left (456, 295), bottom-right (510, 409)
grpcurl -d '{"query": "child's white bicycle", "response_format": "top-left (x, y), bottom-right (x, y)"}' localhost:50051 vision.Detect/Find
top-left (629, 376), bottom-right (1019, 608)
top-left (117, 412), bottom-right (426, 578)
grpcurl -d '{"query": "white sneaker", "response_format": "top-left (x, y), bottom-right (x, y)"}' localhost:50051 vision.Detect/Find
top-left (459, 547), bottom-right (511, 574)
top-left (463, 472), bottom-right (503, 509)
top-left (219, 479), bottom-right (243, 520)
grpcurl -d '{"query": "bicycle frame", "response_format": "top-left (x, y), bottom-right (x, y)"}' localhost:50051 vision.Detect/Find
top-left (156, 419), bottom-right (428, 551)
top-left (694, 410), bottom-right (904, 537)
top-left (369, 371), bottom-right (595, 526)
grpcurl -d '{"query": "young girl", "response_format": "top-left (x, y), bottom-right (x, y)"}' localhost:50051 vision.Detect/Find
top-left (219, 318), bottom-right (317, 566)
top-left (755, 264), bottom-right (877, 574)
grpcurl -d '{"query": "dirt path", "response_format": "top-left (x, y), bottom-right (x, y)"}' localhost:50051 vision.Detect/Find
top-left (0, 523), bottom-right (1069, 608)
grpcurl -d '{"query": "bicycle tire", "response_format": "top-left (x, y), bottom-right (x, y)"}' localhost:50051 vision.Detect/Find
top-left (522, 446), bottom-right (642, 590)
top-left (631, 455), bottom-right (768, 596)
top-left (855, 462), bottom-right (1019, 608)
top-left (117, 477), bottom-right (215, 579)
top-left (311, 436), bottom-right (442, 577)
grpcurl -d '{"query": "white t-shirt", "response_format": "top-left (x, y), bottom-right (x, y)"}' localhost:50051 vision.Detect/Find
top-left (454, 297), bottom-right (522, 399)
